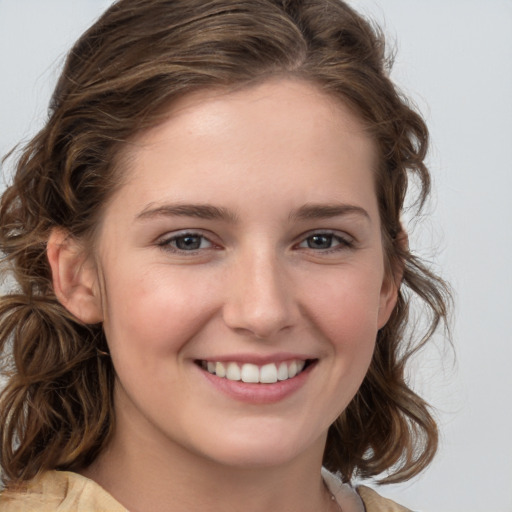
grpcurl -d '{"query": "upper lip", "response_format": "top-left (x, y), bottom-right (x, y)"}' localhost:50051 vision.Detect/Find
top-left (195, 353), bottom-right (316, 365)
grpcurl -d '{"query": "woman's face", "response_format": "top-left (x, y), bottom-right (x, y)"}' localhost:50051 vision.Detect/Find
top-left (91, 79), bottom-right (397, 468)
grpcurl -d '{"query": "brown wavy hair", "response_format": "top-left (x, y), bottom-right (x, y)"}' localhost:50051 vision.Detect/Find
top-left (0, 0), bottom-right (450, 486)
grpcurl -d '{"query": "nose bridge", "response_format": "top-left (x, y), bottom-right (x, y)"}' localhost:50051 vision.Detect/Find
top-left (223, 243), bottom-right (295, 338)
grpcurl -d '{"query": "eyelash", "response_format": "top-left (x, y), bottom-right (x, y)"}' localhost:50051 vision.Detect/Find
top-left (157, 231), bottom-right (216, 253)
top-left (157, 230), bottom-right (354, 254)
top-left (296, 232), bottom-right (354, 253)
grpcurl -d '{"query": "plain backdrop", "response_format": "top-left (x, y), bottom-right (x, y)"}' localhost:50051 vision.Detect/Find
top-left (1, 1), bottom-right (511, 511)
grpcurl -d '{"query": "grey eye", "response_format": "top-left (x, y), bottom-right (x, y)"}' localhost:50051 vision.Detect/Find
top-left (305, 234), bottom-right (337, 249)
top-left (159, 233), bottom-right (214, 252)
top-left (297, 232), bottom-right (353, 252)
top-left (173, 235), bottom-right (206, 250)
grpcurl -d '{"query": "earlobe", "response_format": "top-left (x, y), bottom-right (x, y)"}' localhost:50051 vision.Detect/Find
top-left (47, 228), bottom-right (103, 324)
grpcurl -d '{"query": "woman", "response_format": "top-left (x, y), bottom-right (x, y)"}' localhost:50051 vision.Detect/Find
top-left (0, 1), bottom-right (450, 510)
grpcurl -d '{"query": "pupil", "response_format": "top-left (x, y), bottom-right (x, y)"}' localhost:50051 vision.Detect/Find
top-left (309, 235), bottom-right (331, 249)
top-left (177, 235), bottom-right (201, 250)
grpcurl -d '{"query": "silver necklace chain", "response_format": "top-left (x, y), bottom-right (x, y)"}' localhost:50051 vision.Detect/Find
top-left (323, 478), bottom-right (343, 512)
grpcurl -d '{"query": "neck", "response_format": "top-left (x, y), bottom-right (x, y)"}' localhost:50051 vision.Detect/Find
top-left (80, 395), bottom-right (332, 512)
top-left (83, 437), bottom-right (331, 512)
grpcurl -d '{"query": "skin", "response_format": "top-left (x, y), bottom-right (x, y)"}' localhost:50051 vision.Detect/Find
top-left (49, 78), bottom-right (398, 512)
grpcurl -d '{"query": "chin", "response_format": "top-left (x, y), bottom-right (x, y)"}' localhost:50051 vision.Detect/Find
top-left (189, 425), bottom-right (325, 470)
top-left (204, 446), bottom-right (302, 469)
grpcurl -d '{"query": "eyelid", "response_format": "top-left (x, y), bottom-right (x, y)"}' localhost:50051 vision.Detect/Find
top-left (155, 228), bottom-right (355, 255)
top-left (156, 230), bottom-right (221, 253)
top-left (294, 229), bottom-right (355, 251)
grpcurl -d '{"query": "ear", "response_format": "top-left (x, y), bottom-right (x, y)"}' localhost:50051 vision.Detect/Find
top-left (377, 229), bottom-right (408, 329)
top-left (47, 228), bottom-right (103, 324)
top-left (377, 274), bottom-right (399, 329)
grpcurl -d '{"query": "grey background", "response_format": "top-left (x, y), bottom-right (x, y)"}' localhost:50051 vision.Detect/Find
top-left (1, 1), bottom-right (511, 510)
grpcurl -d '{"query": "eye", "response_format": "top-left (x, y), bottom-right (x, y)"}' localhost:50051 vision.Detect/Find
top-left (158, 232), bottom-right (214, 252)
top-left (297, 232), bottom-right (353, 251)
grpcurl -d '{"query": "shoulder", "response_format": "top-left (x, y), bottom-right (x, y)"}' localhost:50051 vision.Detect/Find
top-left (357, 485), bottom-right (413, 512)
top-left (322, 468), bottom-right (412, 512)
top-left (0, 470), bottom-right (127, 512)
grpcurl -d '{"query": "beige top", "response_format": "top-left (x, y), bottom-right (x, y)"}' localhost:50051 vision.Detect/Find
top-left (0, 470), bottom-right (411, 512)
top-left (322, 469), bottom-right (412, 512)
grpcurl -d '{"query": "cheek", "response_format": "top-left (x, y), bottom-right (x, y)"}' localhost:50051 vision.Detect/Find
top-left (101, 264), bottom-right (219, 360)
top-left (298, 264), bottom-right (385, 400)
top-left (301, 266), bottom-right (384, 349)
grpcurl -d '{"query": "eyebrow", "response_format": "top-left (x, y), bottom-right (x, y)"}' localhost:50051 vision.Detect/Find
top-left (288, 203), bottom-right (370, 222)
top-left (136, 203), bottom-right (239, 223)
top-left (136, 201), bottom-right (370, 224)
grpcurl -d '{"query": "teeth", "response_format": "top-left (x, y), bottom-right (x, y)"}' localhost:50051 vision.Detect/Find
top-left (215, 362), bottom-right (226, 378)
top-left (226, 362), bottom-right (241, 381)
top-left (260, 363), bottom-right (278, 383)
top-left (202, 359), bottom-right (308, 383)
top-left (288, 361), bottom-right (298, 378)
top-left (241, 363), bottom-right (259, 383)
top-left (277, 362), bottom-right (289, 381)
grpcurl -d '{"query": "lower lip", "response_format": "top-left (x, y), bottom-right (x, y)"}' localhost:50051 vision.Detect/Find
top-left (198, 363), bottom-right (315, 404)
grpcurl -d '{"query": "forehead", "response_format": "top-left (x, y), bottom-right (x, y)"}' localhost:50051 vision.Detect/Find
top-left (130, 78), bottom-right (374, 161)
top-left (110, 78), bottom-right (379, 220)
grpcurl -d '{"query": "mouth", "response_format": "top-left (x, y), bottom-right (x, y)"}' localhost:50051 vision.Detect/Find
top-left (195, 359), bottom-right (315, 384)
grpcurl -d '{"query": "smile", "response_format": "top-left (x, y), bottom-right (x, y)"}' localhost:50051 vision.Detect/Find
top-left (198, 359), bottom-right (311, 384)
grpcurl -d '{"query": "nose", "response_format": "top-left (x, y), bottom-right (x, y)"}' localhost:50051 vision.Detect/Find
top-left (222, 248), bottom-right (298, 339)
